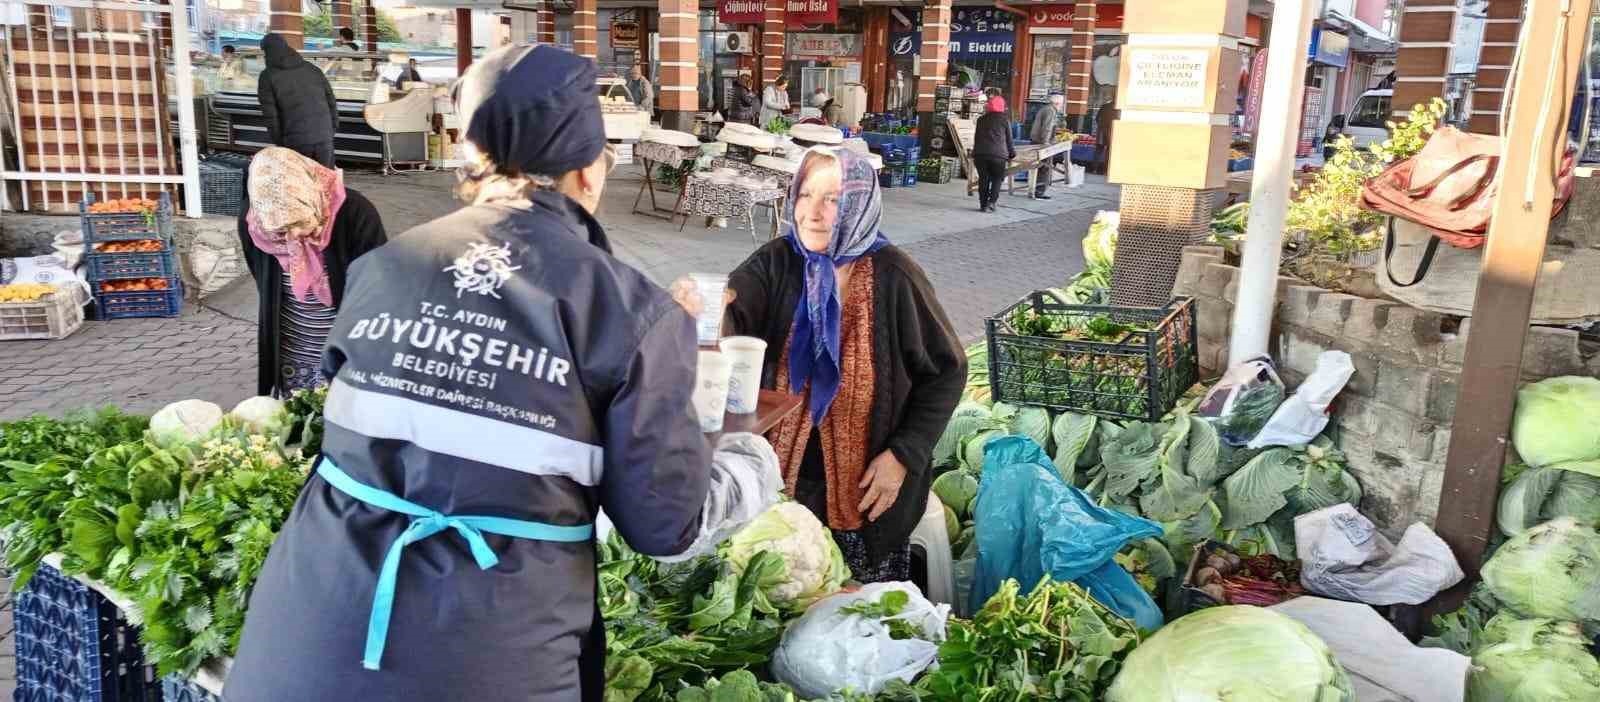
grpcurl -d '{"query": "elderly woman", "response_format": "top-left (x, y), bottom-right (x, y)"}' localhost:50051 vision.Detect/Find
top-left (237, 146), bottom-right (386, 397)
top-left (225, 45), bottom-right (777, 702)
top-left (722, 148), bottom-right (966, 582)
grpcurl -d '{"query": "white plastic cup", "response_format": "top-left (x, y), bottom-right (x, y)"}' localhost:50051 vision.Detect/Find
top-left (719, 336), bottom-right (768, 415)
top-left (693, 350), bottom-right (734, 432)
top-left (688, 273), bottom-right (729, 346)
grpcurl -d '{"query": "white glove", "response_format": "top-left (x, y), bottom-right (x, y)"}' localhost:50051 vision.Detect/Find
top-left (654, 433), bottom-right (783, 563)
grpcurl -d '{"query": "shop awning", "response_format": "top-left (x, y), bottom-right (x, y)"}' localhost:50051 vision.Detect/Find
top-left (1328, 7), bottom-right (1396, 55)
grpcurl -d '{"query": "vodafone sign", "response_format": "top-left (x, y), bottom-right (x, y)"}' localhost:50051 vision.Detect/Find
top-left (1027, 4), bottom-right (1123, 30)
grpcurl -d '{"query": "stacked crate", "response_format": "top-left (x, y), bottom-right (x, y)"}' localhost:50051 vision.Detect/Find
top-left (82, 193), bottom-right (182, 319)
top-left (925, 86), bottom-right (961, 157)
top-left (14, 563), bottom-right (162, 702)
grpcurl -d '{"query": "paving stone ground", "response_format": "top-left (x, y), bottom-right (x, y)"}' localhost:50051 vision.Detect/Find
top-left (0, 168), bottom-right (1110, 694)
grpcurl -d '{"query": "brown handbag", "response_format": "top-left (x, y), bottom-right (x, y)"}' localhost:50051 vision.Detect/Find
top-left (1360, 126), bottom-right (1577, 286)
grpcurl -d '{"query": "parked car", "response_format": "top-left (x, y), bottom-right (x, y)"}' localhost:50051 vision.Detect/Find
top-left (1325, 88), bottom-right (1392, 157)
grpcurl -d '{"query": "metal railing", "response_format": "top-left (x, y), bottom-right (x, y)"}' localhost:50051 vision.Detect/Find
top-left (1, 0), bottom-right (202, 216)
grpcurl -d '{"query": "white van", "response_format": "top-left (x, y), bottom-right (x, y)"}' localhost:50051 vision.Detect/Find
top-left (1330, 88), bottom-right (1392, 149)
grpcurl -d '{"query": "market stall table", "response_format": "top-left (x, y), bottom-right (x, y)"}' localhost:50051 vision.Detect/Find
top-left (707, 390), bottom-right (803, 444)
top-left (677, 173), bottom-right (787, 243)
top-left (633, 139), bottom-right (701, 221)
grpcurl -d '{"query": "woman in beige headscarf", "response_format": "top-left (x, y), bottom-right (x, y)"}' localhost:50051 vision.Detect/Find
top-left (237, 146), bottom-right (388, 397)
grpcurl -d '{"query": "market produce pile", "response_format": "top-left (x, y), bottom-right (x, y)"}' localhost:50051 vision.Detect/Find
top-left (0, 390), bottom-right (327, 676)
top-left (1422, 376), bottom-right (1600, 700)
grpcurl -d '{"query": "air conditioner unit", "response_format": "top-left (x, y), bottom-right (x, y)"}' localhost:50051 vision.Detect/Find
top-left (721, 31), bottom-right (752, 54)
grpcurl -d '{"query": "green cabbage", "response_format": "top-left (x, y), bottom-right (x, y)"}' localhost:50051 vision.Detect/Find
top-left (1106, 605), bottom-right (1353, 702)
top-left (961, 430), bottom-right (1006, 474)
top-left (148, 399), bottom-right (224, 447)
top-left (230, 396), bottom-right (288, 436)
top-left (1481, 517), bottom-right (1600, 626)
top-left (932, 471), bottom-right (979, 520)
top-left (933, 402), bottom-right (995, 467)
top-left (944, 505), bottom-right (960, 543)
top-left (1467, 615), bottom-right (1600, 702)
top-left (1497, 460), bottom-right (1600, 536)
top-left (1513, 377), bottom-right (1600, 467)
top-left (1084, 210), bottom-right (1119, 271)
top-left (1009, 407), bottom-right (1052, 452)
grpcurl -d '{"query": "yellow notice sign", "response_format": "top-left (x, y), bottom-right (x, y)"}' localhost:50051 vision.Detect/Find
top-left (1123, 48), bottom-right (1210, 109)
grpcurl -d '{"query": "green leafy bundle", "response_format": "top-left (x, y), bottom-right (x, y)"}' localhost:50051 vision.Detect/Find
top-left (916, 577), bottom-right (1140, 700)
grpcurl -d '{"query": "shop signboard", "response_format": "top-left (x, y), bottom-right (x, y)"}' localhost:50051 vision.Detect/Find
top-left (1243, 48), bottom-right (1269, 135)
top-left (786, 32), bottom-right (860, 58)
top-left (1028, 5), bottom-right (1076, 29)
top-left (717, 0), bottom-right (763, 25)
top-left (1308, 27), bottom-right (1351, 69)
top-left (950, 8), bottom-right (1017, 34)
top-left (889, 31), bottom-right (1017, 60)
top-left (610, 20), bottom-right (640, 49)
top-left (786, 0), bottom-right (838, 26)
top-left (1123, 48), bottom-right (1211, 109)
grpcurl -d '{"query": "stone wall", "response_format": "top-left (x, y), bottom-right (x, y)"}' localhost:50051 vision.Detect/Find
top-left (1, 212), bottom-right (247, 299)
top-left (1173, 246), bottom-right (1598, 537)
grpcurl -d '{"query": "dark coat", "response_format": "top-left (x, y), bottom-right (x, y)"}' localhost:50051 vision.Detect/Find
top-left (225, 191), bottom-right (711, 702)
top-left (973, 111), bottom-right (1015, 161)
top-left (236, 186), bottom-right (388, 398)
top-left (257, 34), bottom-right (340, 150)
top-left (725, 242), bottom-right (966, 562)
top-left (731, 83), bottom-right (759, 124)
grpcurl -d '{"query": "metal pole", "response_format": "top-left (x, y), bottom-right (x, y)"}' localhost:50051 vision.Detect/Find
top-left (170, 0), bottom-right (202, 217)
top-left (1227, 0), bottom-right (1317, 367)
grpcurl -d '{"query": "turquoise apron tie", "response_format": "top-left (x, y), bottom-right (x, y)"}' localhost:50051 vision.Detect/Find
top-left (316, 459), bottom-right (593, 671)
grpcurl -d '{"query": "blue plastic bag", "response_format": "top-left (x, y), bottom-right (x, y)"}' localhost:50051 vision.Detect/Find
top-left (970, 435), bottom-right (1166, 631)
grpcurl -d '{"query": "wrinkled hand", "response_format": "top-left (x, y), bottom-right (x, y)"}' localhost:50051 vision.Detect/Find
top-left (668, 277), bottom-right (736, 318)
top-left (857, 451), bottom-right (908, 522)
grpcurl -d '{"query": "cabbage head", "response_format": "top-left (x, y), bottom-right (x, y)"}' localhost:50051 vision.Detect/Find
top-left (1467, 615), bottom-right (1600, 702)
top-left (148, 399), bottom-right (224, 447)
top-left (230, 396), bottom-right (288, 436)
top-left (933, 402), bottom-right (994, 467)
top-left (726, 502), bottom-right (849, 612)
top-left (961, 430), bottom-right (1007, 474)
top-left (1105, 605), bottom-right (1352, 702)
top-left (1481, 517), bottom-right (1600, 626)
top-left (1009, 407), bottom-right (1052, 452)
top-left (1084, 210), bottom-right (1119, 271)
top-left (1513, 377), bottom-right (1600, 467)
top-left (1496, 460), bottom-right (1600, 536)
top-left (932, 471), bottom-right (979, 520)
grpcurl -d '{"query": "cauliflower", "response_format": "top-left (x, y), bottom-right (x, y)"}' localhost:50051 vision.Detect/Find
top-left (726, 502), bottom-right (849, 611)
top-left (148, 399), bottom-right (224, 447)
top-left (230, 396), bottom-right (289, 436)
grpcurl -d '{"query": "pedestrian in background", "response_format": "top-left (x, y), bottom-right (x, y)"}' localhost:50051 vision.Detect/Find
top-left (338, 27), bottom-right (361, 52)
top-left (1028, 93), bottom-right (1064, 200)
top-left (627, 65), bottom-right (654, 114)
top-left (731, 75), bottom-right (759, 125)
top-left (236, 147), bottom-right (386, 397)
top-left (761, 76), bottom-right (791, 128)
top-left (257, 33), bottom-right (340, 167)
top-left (1094, 99), bottom-right (1119, 175)
top-left (218, 44), bottom-right (243, 82)
top-left (972, 95), bottom-right (1015, 213)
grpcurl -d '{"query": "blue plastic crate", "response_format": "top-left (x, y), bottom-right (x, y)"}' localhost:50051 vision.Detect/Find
top-left (902, 169), bottom-right (918, 187)
top-left (161, 675), bottom-right (221, 702)
top-left (80, 193), bottom-right (174, 245)
top-left (14, 563), bottom-right (160, 702)
top-left (86, 249), bottom-right (176, 282)
top-left (1228, 157), bottom-right (1254, 172)
top-left (94, 281), bottom-right (182, 320)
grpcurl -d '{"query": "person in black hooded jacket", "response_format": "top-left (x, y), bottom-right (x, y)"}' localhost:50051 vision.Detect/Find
top-left (257, 33), bottom-right (340, 166)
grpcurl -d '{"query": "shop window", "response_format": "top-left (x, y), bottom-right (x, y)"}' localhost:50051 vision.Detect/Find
top-left (1030, 36), bottom-right (1071, 101)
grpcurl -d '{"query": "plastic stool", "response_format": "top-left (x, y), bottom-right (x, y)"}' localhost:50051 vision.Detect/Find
top-left (908, 490), bottom-right (955, 607)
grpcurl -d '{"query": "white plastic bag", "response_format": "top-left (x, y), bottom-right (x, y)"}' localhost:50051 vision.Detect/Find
top-left (1067, 162), bottom-right (1086, 188)
top-left (1271, 597), bottom-right (1469, 702)
top-left (772, 582), bottom-right (949, 699)
top-left (1295, 504), bottom-right (1465, 606)
top-left (1248, 351), bottom-right (1355, 448)
top-left (1196, 355), bottom-right (1285, 446)
top-left (188, 226), bottom-right (249, 298)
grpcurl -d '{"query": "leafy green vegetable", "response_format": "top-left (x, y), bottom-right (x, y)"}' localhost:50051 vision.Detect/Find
top-left (839, 589), bottom-right (922, 641)
top-left (932, 403), bottom-right (994, 468)
top-left (1512, 376), bottom-right (1600, 467)
top-left (1481, 517), bottom-right (1600, 627)
top-left (1050, 412), bottom-right (1098, 483)
top-left (1215, 381), bottom-right (1284, 445)
top-left (918, 577), bottom-right (1140, 701)
top-left (1220, 448), bottom-right (1299, 529)
top-left (1496, 460), bottom-right (1600, 536)
top-left (674, 670), bottom-right (801, 702)
top-left (726, 502), bottom-right (849, 613)
top-left (960, 430), bottom-right (1006, 474)
top-left (1467, 615), bottom-right (1600, 702)
top-left (932, 472), bottom-right (979, 521)
top-left (1009, 407), bottom-right (1053, 453)
top-left (1421, 584), bottom-right (1500, 654)
top-left (1106, 605), bottom-right (1353, 702)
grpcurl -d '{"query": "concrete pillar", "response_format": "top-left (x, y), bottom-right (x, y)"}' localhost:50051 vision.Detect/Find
top-left (915, 0), bottom-right (952, 114)
top-left (365, 2), bottom-right (379, 51)
top-left (1067, 1), bottom-right (1098, 128)
top-left (332, 0), bottom-right (354, 42)
top-left (574, 0), bottom-right (599, 60)
top-left (658, 0), bottom-right (698, 131)
top-left (862, 8), bottom-right (890, 113)
top-left (762, 1), bottom-right (786, 87)
top-left (1469, 0), bottom-right (1521, 134)
top-left (1392, 0), bottom-right (1456, 122)
top-left (269, 0), bottom-right (304, 49)
top-left (457, 8), bottom-right (474, 73)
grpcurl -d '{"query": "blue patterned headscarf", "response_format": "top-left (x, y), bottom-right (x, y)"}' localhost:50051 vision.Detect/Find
top-left (785, 147), bottom-right (889, 423)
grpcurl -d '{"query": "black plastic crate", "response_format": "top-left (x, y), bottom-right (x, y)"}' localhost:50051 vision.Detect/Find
top-left (80, 193), bottom-right (174, 245)
top-left (199, 160), bottom-right (245, 217)
top-left (984, 293), bottom-right (1199, 421)
top-left (14, 563), bottom-right (161, 702)
top-left (94, 281), bottom-right (182, 320)
top-left (161, 675), bottom-right (221, 702)
top-left (878, 164), bottom-right (914, 189)
top-left (86, 249), bottom-right (177, 282)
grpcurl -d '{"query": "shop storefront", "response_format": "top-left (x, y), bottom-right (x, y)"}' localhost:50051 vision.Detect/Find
top-left (1302, 25), bottom-right (1351, 155)
top-left (888, 8), bottom-right (1019, 106)
top-left (691, 8), bottom-right (758, 115)
top-left (781, 7), bottom-right (862, 109)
